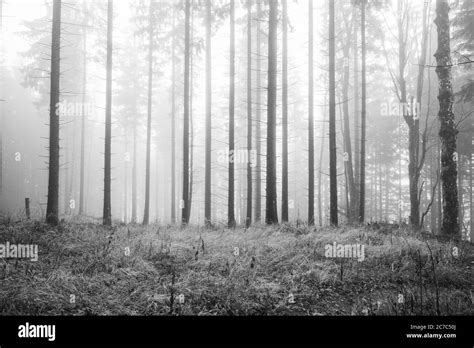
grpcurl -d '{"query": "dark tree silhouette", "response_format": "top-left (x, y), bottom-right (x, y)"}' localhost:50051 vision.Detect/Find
top-left (102, 0), bottom-right (113, 226)
top-left (46, 0), bottom-right (61, 225)
top-left (434, 0), bottom-right (459, 238)
top-left (266, 0), bottom-right (278, 224)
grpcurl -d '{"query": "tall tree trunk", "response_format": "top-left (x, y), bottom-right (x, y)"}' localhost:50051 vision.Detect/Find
top-left (329, 0), bottom-right (338, 226)
top-left (143, 1), bottom-right (154, 225)
top-left (181, 0), bottom-right (191, 225)
top-left (265, 0), bottom-right (278, 224)
top-left (342, 14), bottom-right (356, 223)
top-left (246, 0), bottom-right (253, 228)
top-left (204, 0), bottom-right (212, 226)
top-left (79, 27), bottom-right (87, 216)
top-left (434, 0), bottom-right (459, 238)
top-left (353, 6), bottom-right (360, 212)
top-left (46, 0), bottom-right (61, 225)
top-left (170, 8), bottom-right (176, 224)
top-left (318, 95), bottom-right (327, 226)
top-left (228, 0), bottom-right (236, 228)
top-left (124, 135), bottom-right (128, 222)
top-left (308, 0), bottom-right (315, 225)
top-left (255, 0), bottom-right (262, 222)
top-left (102, 0), bottom-right (113, 226)
top-left (131, 111), bottom-right (137, 223)
top-left (358, 0), bottom-right (366, 223)
top-left (281, 0), bottom-right (288, 223)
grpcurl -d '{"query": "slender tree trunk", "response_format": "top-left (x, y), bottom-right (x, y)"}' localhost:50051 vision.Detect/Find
top-left (434, 0), bottom-right (459, 238)
top-left (228, 0), bottom-right (236, 228)
top-left (318, 97), bottom-right (327, 226)
top-left (131, 111), bottom-right (137, 223)
top-left (358, 0), bottom-right (366, 223)
top-left (281, 0), bottom-right (289, 223)
top-left (458, 156), bottom-right (463, 234)
top-left (265, 0), bottom-right (278, 224)
top-left (181, 0), bottom-right (191, 225)
top-left (46, 0), bottom-right (61, 225)
top-left (353, 6), bottom-right (360, 213)
top-left (246, 0), bottom-right (253, 228)
top-left (143, 1), bottom-right (154, 225)
top-left (102, 0), bottom-right (113, 226)
top-left (308, 0), bottom-right (315, 225)
top-left (170, 9), bottom-right (176, 224)
top-left (329, 0), bottom-right (338, 226)
top-left (204, 0), bottom-right (212, 226)
top-left (79, 28), bottom-right (87, 216)
top-left (342, 15), bottom-right (356, 223)
top-left (255, 0), bottom-right (262, 222)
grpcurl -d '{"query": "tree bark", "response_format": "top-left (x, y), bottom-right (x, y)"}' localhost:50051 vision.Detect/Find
top-left (308, 0), bottom-right (315, 225)
top-left (204, 0), bottom-right (212, 226)
top-left (143, 1), bottom-right (154, 225)
top-left (254, 0), bottom-right (262, 223)
top-left (358, 0), bottom-right (366, 223)
top-left (170, 8), bottom-right (176, 224)
top-left (246, 0), bottom-right (253, 228)
top-left (228, 0), bottom-right (236, 228)
top-left (181, 0), bottom-right (191, 225)
top-left (281, 0), bottom-right (288, 223)
top-left (329, 0), bottom-right (338, 226)
top-left (434, 0), bottom-right (459, 238)
top-left (46, 0), bottom-right (61, 225)
top-left (265, 0), bottom-right (278, 224)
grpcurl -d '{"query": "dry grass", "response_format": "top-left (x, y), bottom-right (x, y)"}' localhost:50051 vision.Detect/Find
top-left (0, 218), bottom-right (472, 315)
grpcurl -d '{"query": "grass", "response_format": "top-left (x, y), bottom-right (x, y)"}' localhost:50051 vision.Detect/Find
top-left (0, 218), bottom-right (472, 316)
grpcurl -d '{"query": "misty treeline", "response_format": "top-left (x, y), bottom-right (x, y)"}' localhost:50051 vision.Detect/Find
top-left (0, 0), bottom-right (472, 240)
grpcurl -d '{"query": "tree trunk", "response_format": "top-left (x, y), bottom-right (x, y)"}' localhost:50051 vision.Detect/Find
top-left (318, 95), bottom-right (327, 226)
top-left (79, 27), bottom-right (87, 216)
top-left (342, 13), bottom-right (356, 223)
top-left (254, 0), bottom-right (262, 223)
top-left (329, 0), bottom-right (338, 226)
top-left (102, 0), bottom-right (113, 226)
top-left (308, 0), bottom-right (315, 225)
top-left (434, 0), bottom-right (459, 238)
top-left (246, 0), bottom-right (253, 228)
top-left (265, 0), bottom-right (278, 224)
top-left (181, 0), bottom-right (191, 225)
top-left (228, 0), bottom-right (236, 228)
top-left (281, 0), bottom-right (288, 223)
top-left (46, 0), bottom-right (61, 225)
top-left (353, 6), bottom-right (360, 213)
top-left (170, 8), bottom-right (176, 224)
top-left (358, 0), bottom-right (366, 223)
top-left (204, 0), bottom-right (212, 226)
top-left (143, 1), bottom-right (154, 225)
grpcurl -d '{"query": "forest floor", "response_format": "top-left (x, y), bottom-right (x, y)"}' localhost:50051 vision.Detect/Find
top-left (0, 218), bottom-right (472, 315)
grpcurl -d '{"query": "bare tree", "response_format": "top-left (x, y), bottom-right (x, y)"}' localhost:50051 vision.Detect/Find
top-left (308, 0), bottom-right (314, 225)
top-left (46, 0), bottom-right (62, 225)
top-left (266, 0), bottom-right (278, 224)
top-left (281, 0), bottom-right (288, 223)
top-left (329, 0), bottom-right (338, 226)
top-left (434, 0), bottom-right (459, 237)
top-left (228, 0), bottom-right (236, 228)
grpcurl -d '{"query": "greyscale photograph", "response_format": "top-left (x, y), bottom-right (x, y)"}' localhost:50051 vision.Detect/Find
top-left (0, 0), bottom-right (473, 320)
